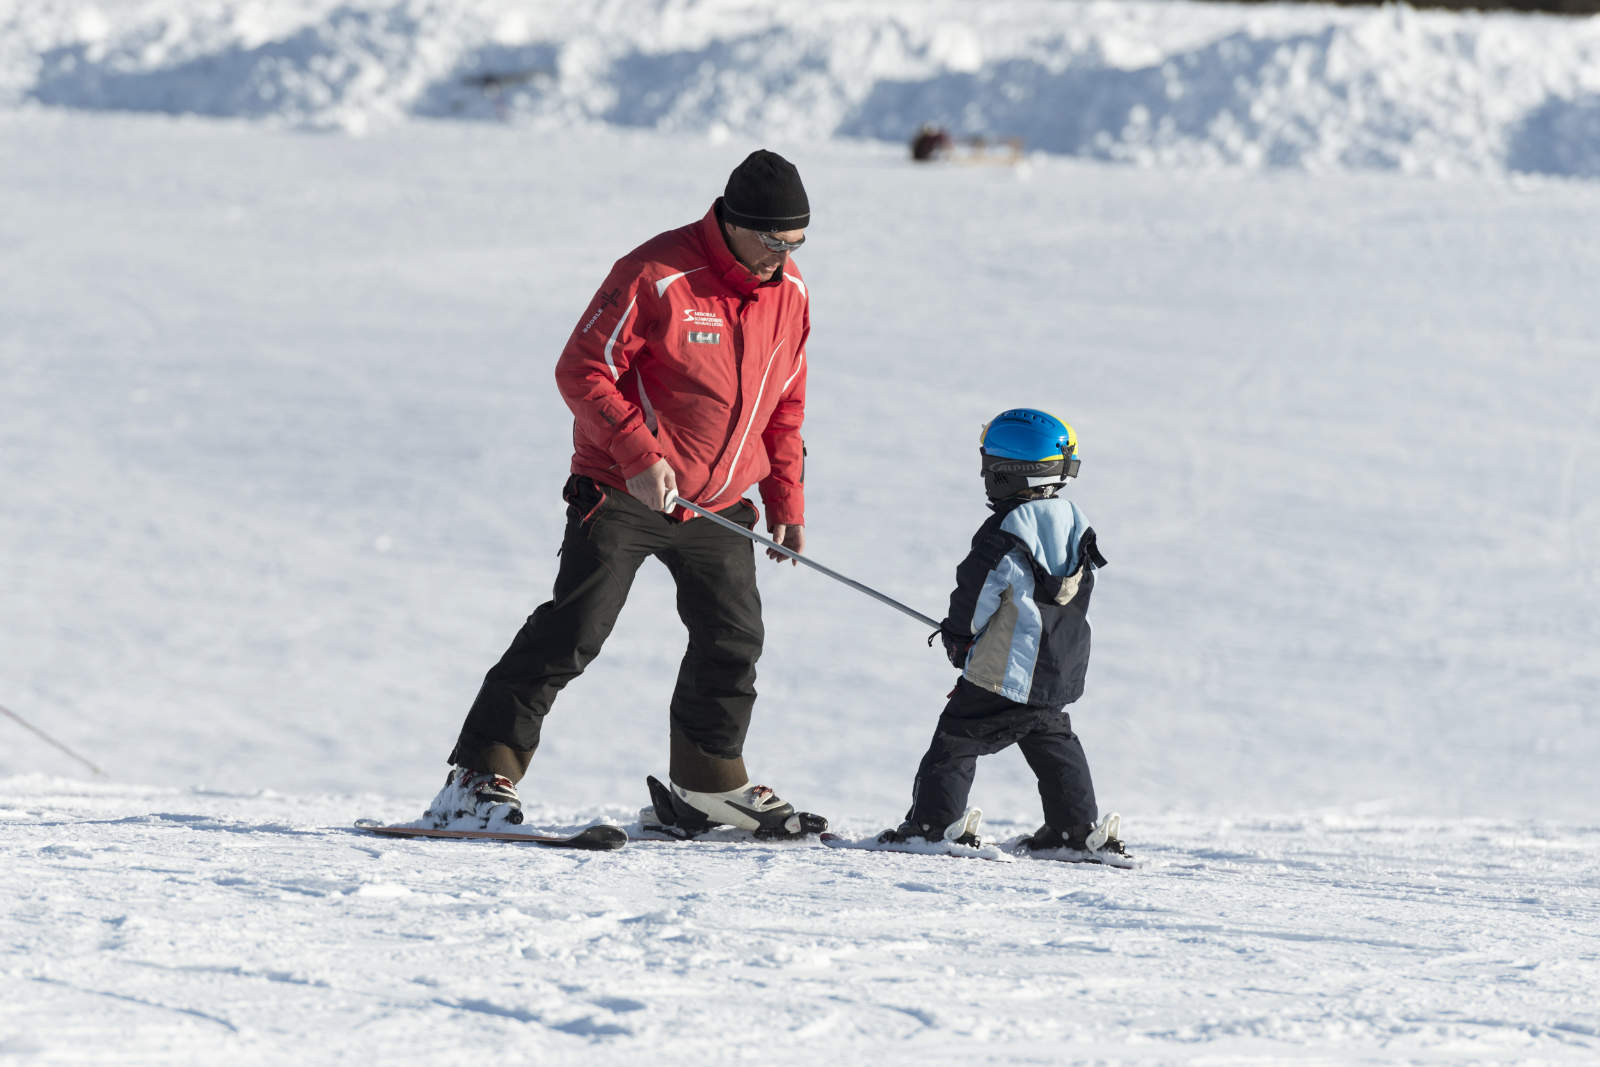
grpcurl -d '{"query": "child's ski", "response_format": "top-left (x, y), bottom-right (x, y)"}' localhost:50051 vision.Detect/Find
top-left (818, 831), bottom-right (1015, 863)
top-left (354, 819), bottom-right (627, 850)
top-left (1006, 839), bottom-right (1138, 869)
top-left (1007, 814), bottom-right (1138, 868)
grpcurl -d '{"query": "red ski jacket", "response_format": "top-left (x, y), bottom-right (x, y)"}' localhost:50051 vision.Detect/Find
top-left (554, 202), bottom-right (809, 526)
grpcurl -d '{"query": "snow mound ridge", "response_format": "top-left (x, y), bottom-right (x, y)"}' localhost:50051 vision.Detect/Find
top-left (6, 0), bottom-right (1600, 177)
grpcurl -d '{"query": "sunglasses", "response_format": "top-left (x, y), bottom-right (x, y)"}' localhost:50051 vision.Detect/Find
top-left (754, 231), bottom-right (806, 253)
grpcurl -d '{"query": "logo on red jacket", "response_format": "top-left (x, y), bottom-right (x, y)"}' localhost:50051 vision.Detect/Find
top-left (682, 309), bottom-right (725, 328)
top-left (580, 288), bottom-right (626, 335)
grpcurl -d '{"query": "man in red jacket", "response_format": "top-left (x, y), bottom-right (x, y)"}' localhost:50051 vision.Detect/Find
top-left (425, 150), bottom-right (825, 839)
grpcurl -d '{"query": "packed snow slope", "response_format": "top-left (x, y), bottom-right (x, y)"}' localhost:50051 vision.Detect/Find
top-left (4, 0), bottom-right (1600, 177)
top-left (7, 777), bottom-right (1600, 1066)
top-left (2, 1), bottom-right (1600, 1063)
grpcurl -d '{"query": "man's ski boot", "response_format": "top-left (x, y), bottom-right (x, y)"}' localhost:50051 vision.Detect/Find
top-left (422, 766), bottom-right (524, 829)
top-left (877, 808), bottom-right (983, 847)
top-left (1018, 811), bottom-right (1133, 865)
top-left (641, 775), bottom-right (828, 840)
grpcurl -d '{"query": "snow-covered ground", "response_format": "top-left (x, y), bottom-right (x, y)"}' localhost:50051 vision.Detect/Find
top-left (8, 777), bottom-right (1600, 1066)
top-left (3, 2), bottom-right (1599, 1063)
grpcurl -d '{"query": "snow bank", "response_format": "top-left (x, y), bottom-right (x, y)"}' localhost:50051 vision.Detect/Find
top-left (5, 0), bottom-right (1600, 177)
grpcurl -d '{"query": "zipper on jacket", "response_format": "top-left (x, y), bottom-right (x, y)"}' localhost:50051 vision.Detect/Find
top-left (698, 296), bottom-right (750, 500)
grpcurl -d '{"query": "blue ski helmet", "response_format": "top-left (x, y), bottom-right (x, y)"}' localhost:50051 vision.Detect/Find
top-left (978, 408), bottom-right (1080, 500)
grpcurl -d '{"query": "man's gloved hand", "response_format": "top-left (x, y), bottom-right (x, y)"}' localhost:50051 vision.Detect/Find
top-left (928, 624), bottom-right (973, 668)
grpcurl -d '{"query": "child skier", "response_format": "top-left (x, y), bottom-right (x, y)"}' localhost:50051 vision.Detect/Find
top-left (882, 407), bottom-right (1130, 864)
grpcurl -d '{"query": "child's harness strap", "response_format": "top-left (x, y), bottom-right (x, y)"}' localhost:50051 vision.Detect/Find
top-left (1017, 528), bottom-right (1107, 607)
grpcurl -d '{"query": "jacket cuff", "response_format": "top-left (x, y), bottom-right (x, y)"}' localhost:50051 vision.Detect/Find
top-left (759, 480), bottom-right (804, 527)
top-left (619, 450), bottom-right (664, 480)
top-left (611, 423), bottom-right (663, 480)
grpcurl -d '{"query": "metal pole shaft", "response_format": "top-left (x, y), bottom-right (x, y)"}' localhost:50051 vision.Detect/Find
top-left (668, 495), bottom-right (940, 629)
top-left (1, 704), bottom-right (106, 777)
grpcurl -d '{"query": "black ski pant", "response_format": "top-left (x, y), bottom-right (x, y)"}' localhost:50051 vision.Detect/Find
top-left (450, 475), bottom-right (763, 785)
top-left (906, 678), bottom-right (1097, 835)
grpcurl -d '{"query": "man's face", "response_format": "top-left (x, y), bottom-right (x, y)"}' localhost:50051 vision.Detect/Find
top-left (724, 224), bottom-right (806, 282)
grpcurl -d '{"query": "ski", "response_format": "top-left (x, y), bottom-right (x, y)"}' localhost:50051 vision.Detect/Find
top-left (1007, 813), bottom-right (1138, 868)
top-left (632, 820), bottom-right (827, 844)
top-left (354, 819), bottom-right (628, 851)
top-left (818, 808), bottom-right (1004, 860)
top-left (1011, 844), bottom-right (1137, 869)
top-left (820, 808), bottom-right (1138, 869)
top-left (818, 831), bottom-right (1015, 863)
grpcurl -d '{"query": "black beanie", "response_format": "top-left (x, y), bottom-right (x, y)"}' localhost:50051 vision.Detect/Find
top-left (721, 149), bottom-right (809, 232)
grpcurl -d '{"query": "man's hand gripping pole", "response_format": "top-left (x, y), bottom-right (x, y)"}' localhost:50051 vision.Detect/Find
top-left (664, 492), bottom-right (939, 629)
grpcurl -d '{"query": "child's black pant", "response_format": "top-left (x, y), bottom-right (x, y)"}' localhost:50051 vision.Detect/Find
top-left (907, 678), bottom-right (1097, 834)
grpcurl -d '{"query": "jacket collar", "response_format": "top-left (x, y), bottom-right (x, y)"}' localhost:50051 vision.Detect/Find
top-left (987, 490), bottom-right (1057, 515)
top-left (698, 201), bottom-right (786, 297)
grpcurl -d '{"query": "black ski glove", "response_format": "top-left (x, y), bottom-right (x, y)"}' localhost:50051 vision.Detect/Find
top-left (928, 624), bottom-right (973, 668)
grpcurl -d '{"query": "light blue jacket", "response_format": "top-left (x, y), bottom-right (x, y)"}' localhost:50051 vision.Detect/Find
top-left (944, 494), bottom-right (1104, 706)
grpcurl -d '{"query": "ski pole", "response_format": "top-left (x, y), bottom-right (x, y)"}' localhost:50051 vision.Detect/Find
top-left (1, 703), bottom-right (106, 777)
top-left (666, 493), bottom-right (940, 629)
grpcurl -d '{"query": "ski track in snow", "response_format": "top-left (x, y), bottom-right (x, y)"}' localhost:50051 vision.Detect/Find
top-left (6, 779), bottom-right (1600, 1065)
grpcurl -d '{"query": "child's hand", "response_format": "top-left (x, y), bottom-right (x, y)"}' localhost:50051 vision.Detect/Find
top-left (939, 626), bottom-right (973, 668)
